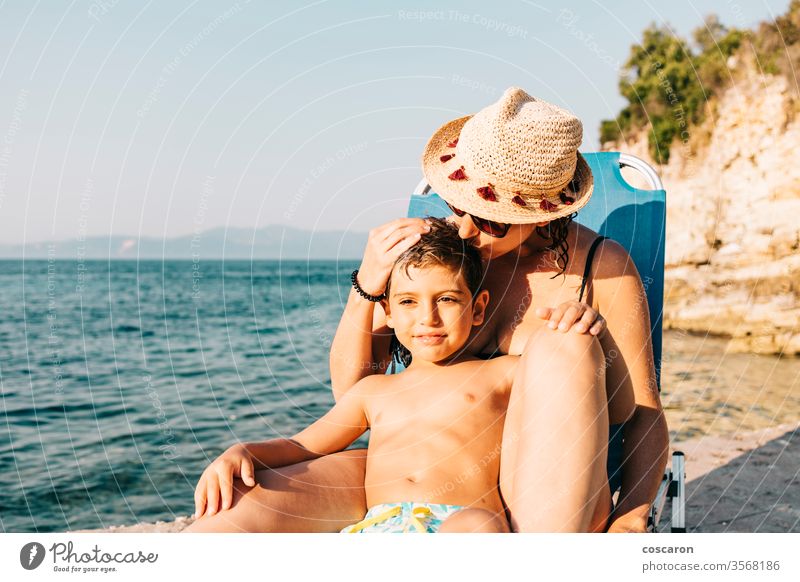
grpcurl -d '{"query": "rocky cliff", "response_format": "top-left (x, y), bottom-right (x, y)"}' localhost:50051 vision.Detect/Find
top-left (609, 68), bottom-right (800, 355)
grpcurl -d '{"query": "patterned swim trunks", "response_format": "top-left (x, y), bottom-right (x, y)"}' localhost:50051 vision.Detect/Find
top-left (341, 501), bottom-right (465, 533)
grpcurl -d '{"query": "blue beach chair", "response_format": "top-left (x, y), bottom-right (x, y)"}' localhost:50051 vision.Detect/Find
top-left (407, 152), bottom-right (686, 533)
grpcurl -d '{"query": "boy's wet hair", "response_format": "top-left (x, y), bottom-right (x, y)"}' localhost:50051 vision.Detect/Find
top-left (387, 217), bottom-right (484, 367)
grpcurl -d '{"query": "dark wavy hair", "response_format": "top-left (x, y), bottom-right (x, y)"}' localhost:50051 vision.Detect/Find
top-left (537, 213), bottom-right (577, 279)
top-left (387, 218), bottom-right (484, 368)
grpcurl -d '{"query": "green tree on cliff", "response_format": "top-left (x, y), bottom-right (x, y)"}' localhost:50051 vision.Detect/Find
top-left (603, 0), bottom-right (800, 163)
top-left (601, 16), bottom-right (742, 163)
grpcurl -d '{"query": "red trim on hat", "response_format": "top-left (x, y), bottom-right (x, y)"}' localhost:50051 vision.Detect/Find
top-left (540, 200), bottom-right (558, 212)
top-left (439, 154), bottom-right (455, 163)
top-left (477, 184), bottom-right (497, 202)
top-left (511, 194), bottom-right (526, 206)
top-left (447, 138), bottom-right (459, 148)
top-left (448, 166), bottom-right (468, 180)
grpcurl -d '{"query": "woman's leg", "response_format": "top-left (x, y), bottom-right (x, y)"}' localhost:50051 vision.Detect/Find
top-left (438, 508), bottom-right (510, 533)
top-left (183, 449), bottom-right (367, 533)
top-left (499, 328), bottom-right (610, 532)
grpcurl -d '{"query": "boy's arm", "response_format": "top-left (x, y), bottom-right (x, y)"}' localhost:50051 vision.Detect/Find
top-left (194, 381), bottom-right (371, 518)
top-left (237, 408), bottom-right (366, 470)
top-left (288, 381), bottom-right (371, 458)
top-left (250, 383), bottom-right (370, 468)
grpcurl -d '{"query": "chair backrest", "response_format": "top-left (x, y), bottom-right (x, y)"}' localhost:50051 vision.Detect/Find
top-left (407, 151), bottom-right (666, 389)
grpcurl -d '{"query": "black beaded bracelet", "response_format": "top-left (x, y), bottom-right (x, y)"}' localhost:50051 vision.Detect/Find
top-left (351, 269), bottom-right (386, 302)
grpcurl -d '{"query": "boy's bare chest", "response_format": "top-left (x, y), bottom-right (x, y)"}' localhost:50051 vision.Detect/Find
top-left (367, 377), bottom-right (508, 438)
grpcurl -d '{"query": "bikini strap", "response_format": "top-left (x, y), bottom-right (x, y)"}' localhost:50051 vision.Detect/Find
top-left (578, 236), bottom-right (608, 303)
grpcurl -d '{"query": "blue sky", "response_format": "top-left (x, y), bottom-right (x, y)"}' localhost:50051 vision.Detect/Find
top-left (0, 0), bottom-right (791, 243)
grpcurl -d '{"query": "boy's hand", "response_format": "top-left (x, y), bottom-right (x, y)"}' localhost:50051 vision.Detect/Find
top-left (535, 300), bottom-right (606, 336)
top-left (193, 443), bottom-right (258, 519)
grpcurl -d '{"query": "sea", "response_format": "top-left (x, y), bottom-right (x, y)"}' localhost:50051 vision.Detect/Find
top-left (0, 260), bottom-right (798, 532)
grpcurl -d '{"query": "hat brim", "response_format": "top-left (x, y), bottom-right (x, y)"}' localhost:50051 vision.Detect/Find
top-left (422, 115), bottom-right (594, 224)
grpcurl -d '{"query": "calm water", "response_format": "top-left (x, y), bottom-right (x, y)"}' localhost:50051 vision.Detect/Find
top-left (0, 260), bottom-right (798, 532)
top-left (0, 259), bottom-right (358, 533)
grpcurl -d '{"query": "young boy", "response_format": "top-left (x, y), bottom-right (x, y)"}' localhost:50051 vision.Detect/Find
top-left (193, 219), bottom-right (518, 532)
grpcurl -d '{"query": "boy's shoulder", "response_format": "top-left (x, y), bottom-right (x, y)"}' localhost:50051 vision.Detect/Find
top-left (470, 353), bottom-right (519, 369)
top-left (484, 353), bottom-right (518, 384)
top-left (454, 354), bottom-right (519, 391)
top-left (349, 371), bottom-right (397, 396)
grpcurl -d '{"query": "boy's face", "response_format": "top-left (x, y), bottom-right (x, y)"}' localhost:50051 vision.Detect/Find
top-left (384, 263), bottom-right (489, 364)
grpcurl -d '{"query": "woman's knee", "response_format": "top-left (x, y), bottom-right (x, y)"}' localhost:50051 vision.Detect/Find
top-left (519, 327), bottom-right (605, 387)
top-left (439, 508), bottom-right (510, 533)
top-left (183, 477), bottom-right (288, 532)
top-left (523, 326), bottom-right (603, 363)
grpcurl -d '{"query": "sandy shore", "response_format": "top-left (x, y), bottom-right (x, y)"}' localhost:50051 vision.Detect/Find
top-left (665, 422), bottom-right (799, 532)
top-left (77, 422), bottom-right (799, 533)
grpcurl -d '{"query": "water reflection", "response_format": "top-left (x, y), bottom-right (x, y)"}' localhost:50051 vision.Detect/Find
top-left (661, 330), bottom-right (800, 442)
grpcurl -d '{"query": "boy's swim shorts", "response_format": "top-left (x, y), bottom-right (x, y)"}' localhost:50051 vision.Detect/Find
top-left (341, 501), bottom-right (465, 533)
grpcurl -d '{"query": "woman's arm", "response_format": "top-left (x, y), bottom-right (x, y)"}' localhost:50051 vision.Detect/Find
top-left (330, 218), bottom-right (429, 401)
top-left (330, 289), bottom-right (392, 402)
top-left (594, 240), bottom-right (670, 533)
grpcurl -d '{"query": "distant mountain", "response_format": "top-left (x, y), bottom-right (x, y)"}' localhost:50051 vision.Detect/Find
top-left (0, 226), bottom-right (369, 259)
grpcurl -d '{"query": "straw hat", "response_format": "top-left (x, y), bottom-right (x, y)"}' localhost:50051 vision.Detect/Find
top-left (422, 87), bottom-right (593, 224)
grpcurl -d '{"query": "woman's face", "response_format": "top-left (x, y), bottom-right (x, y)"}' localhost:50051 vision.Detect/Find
top-left (447, 213), bottom-right (545, 260)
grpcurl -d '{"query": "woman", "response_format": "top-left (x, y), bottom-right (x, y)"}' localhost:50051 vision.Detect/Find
top-left (186, 87), bottom-right (669, 533)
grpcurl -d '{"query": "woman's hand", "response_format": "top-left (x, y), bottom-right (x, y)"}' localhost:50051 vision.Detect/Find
top-left (606, 513), bottom-right (648, 533)
top-left (193, 443), bottom-right (257, 519)
top-left (535, 300), bottom-right (606, 335)
top-left (356, 218), bottom-right (431, 296)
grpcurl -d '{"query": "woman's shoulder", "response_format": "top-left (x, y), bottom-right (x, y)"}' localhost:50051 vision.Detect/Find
top-left (593, 239), bottom-right (639, 280)
top-left (569, 222), bottom-right (606, 261)
top-left (571, 223), bottom-right (635, 276)
top-left (571, 221), bottom-right (598, 240)
top-left (583, 238), bottom-right (647, 318)
top-left (571, 222), bottom-right (608, 251)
